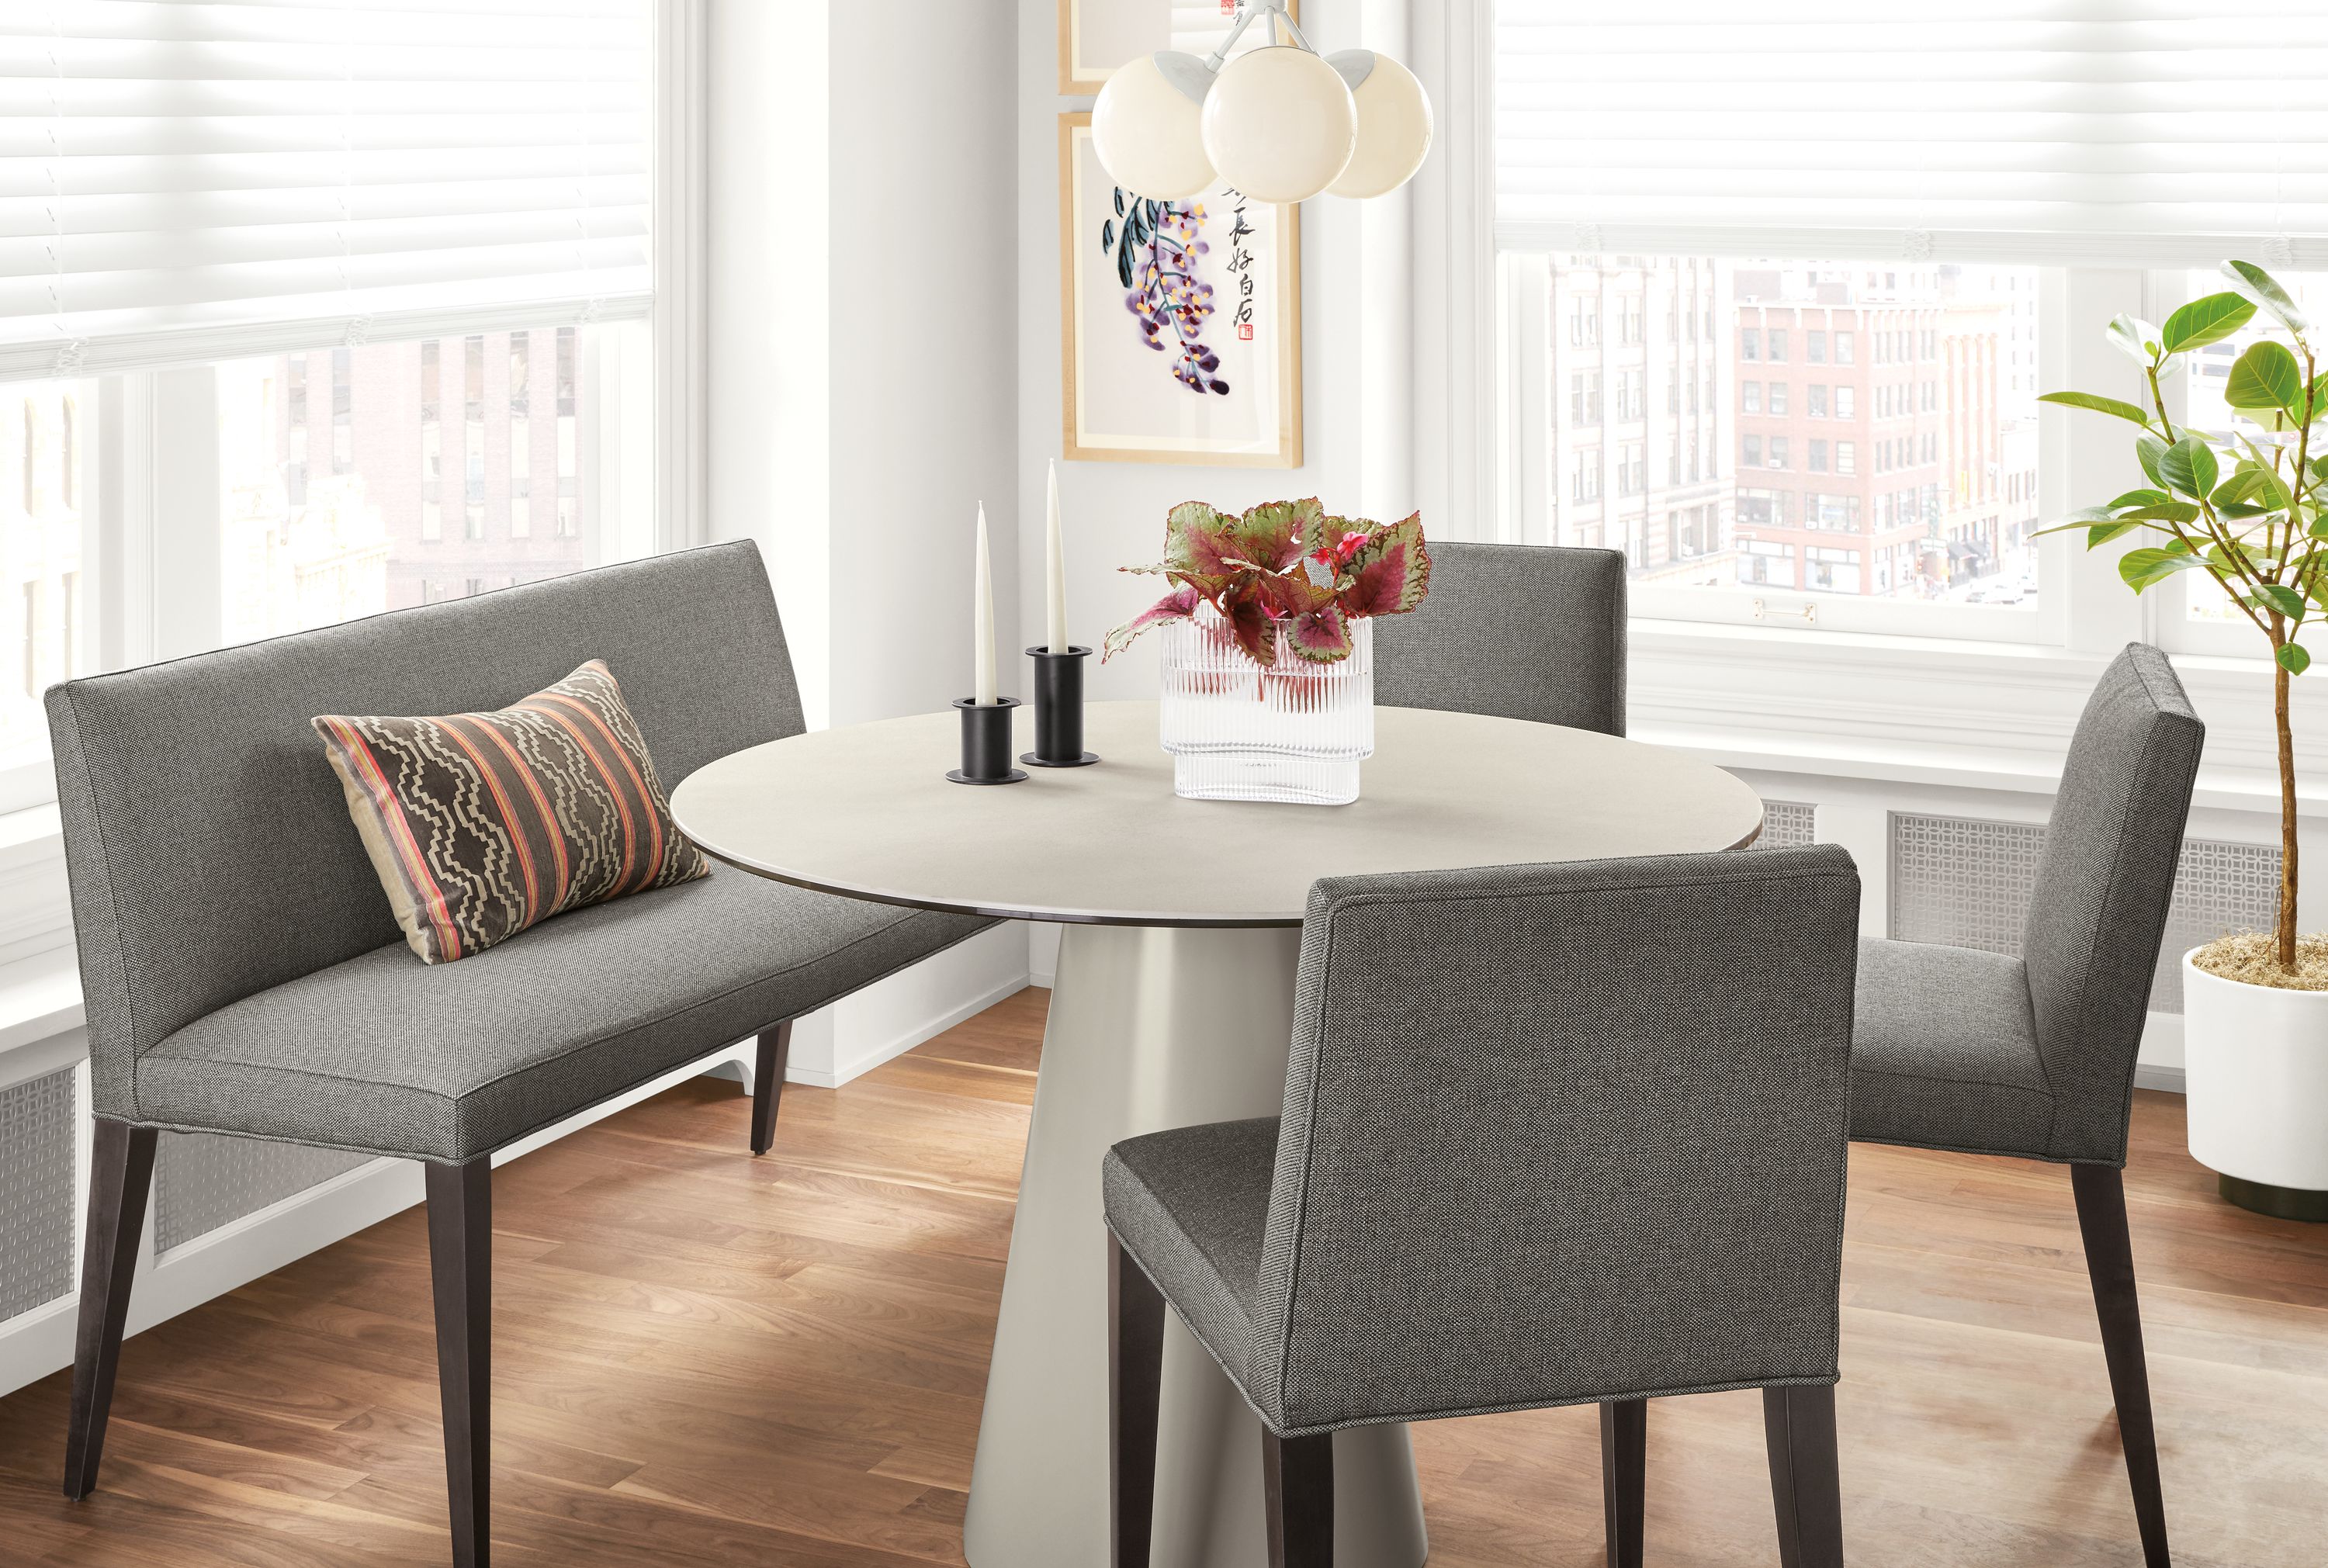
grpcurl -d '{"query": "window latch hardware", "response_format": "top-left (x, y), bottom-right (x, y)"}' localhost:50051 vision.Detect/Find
top-left (1751, 598), bottom-right (1816, 625)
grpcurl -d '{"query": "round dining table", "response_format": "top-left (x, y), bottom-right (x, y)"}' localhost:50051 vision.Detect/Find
top-left (669, 699), bottom-right (1763, 1568)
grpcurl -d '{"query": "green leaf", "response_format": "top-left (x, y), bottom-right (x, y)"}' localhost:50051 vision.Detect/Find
top-left (2108, 487), bottom-right (2170, 508)
top-left (2156, 436), bottom-right (2220, 499)
top-left (2226, 340), bottom-right (2305, 412)
top-left (2256, 583), bottom-right (2309, 620)
top-left (2162, 291), bottom-right (2260, 353)
top-left (2278, 642), bottom-right (2312, 675)
top-left (2213, 469), bottom-right (2265, 508)
top-left (2087, 521), bottom-right (2148, 549)
top-left (2039, 389), bottom-right (2154, 428)
top-left (2107, 313), bottom-right (2163, 363)
top-left (2119, 546), bottom-right (2208, 591)
top-left (2222, 259), bottom-right (2310, 338)
top-left (2136, 433), bottom-right (2170, 489)
top-left (2251, 459), bottom-right (2295, 512)
top-left (2115, 501), bottom-right (2202, 524)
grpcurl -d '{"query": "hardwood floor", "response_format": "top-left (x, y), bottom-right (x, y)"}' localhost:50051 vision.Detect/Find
top-left (2, 985), bottom-right (2321, 1566)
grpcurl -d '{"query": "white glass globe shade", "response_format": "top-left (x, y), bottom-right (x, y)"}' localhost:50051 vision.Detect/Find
top-left (1328, 53), bottom-right (1433, 199)
top-left (1200, 46), bottom-right (1356, 205)
top-left (1093, 53), bottom-right (1214, 201)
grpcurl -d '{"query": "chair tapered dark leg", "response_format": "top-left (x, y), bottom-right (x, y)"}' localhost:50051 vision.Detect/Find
top-left (2071, 1162), bottom-right (2170, 1568)
top-left (1108, 1231), bottom-right (1166, 1568)
top-left (1762, 1383), bottom-right (1844, 1568)
top-left (427, 1157), bottom-right (492, 1568)
top-left (750, 1020), bottom-right (792, 1156)
top-left (1600, 1398), bottom-right (1647, 1568)
top-left (62, 1120), bottom-right (158, 1500)
top-left (1263, 1428), bottom-right (1334, 1568)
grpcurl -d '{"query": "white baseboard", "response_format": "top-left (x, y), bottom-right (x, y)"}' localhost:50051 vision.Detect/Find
top-left (794, 967), bottom-right (1030, 1088)
top-left (2133, 1063), bottom-right (2188, 1094)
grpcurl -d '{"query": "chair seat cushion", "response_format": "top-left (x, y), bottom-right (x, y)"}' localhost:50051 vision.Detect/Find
top-left (1852, 937), bottom-right (2054, 1158)
top-left (1103, 1116), bottom-right (1280, 1382)
top-left (133, 871), bottom-right (994, 1162)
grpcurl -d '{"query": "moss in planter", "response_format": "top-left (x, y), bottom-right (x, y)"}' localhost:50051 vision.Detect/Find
top-left (2192, 932), bottom-right (2328, 991)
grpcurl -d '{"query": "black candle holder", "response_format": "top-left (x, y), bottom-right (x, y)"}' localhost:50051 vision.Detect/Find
top-left (947, 697), bottom-right (1027, 785)
top-left (1022, 646), bottom-right (1100, 767)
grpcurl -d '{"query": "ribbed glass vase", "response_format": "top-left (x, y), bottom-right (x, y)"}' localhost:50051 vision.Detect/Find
top-left (1158, 602), bottom-right (1374, 805)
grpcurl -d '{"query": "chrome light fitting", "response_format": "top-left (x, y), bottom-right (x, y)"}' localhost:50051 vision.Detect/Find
top-left (1091, 0), bottom-right (1432, 205)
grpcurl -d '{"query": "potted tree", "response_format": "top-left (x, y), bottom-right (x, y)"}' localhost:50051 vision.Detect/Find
top-left (2044, 259), bottom-right (2327, 1220)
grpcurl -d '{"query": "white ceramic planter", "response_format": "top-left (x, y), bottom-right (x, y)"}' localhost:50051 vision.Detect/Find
top-left (2183, 947), bottom-right (2328, 1207)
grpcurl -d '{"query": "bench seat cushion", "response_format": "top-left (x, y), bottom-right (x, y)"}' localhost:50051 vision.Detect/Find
top-left (132, 870), bottom-right (993, 1163)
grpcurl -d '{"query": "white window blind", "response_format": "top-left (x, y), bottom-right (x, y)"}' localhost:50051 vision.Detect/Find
top-left (1495, 2), bottom-right (2328, 268)
top-left (0, 0), bottom-right (650, 384)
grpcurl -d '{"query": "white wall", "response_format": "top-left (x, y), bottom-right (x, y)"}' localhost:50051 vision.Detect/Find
top-left (709, 0), bottom-right (1031, 1078)
top-left (1013, 0), bottom-right (1416, 981)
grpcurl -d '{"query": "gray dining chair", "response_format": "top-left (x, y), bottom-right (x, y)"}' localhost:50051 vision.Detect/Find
top-left (1104, 844), bottom-right (1863, 1567)
top-left (1850, 642), bottom-right (2202, 1568)
top-left (1373, 541), bottom-right (1628, 733)
top-left (44, 541), bottom-right (995, 1568)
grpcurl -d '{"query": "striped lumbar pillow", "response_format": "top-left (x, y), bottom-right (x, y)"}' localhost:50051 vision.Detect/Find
top-left (314, 659), bottom-right (709, 964)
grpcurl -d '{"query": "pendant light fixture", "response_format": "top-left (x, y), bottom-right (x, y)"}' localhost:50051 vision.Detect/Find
top-left (1090, 0), bottom-right (1432, 206)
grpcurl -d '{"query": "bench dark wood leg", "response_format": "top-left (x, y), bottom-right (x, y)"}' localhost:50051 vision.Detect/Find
top-left (1762, 1383), bottom-right (1844, 1568)
top-left (2072, 1162), bottom-right (2171, 1568)
top-left (1263, 1428), bottom-right (1334, 1568)
top-left (1108, 1231), bottom-right (1166, 1568)
top-left (1600, 1397), bottom-right (1647, 1568)
top-left (750, 1020), bottom-right (792, 1157)
top-left (63, 1120), bottom-right (158, 1500)
top-left (427, 1157), bottom-right (492, 1568)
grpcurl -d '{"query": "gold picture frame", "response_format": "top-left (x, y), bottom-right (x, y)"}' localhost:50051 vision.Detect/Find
top-left (1058, 113), bottom-right (1301, 468)
top-left (1057, 0), bottom-right (1301, 97)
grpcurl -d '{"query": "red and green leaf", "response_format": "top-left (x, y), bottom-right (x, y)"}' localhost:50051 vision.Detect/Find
top-left (1337, 513), bottom-right (1432, 618)
top-left (1282, 604), bottom-right (1353, 663)
top-left (1100, 584), bottom-right (1199, 661)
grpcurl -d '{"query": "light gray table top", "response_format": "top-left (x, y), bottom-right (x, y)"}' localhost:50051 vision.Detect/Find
top-left (668, 701), bottom-right (1765, 927)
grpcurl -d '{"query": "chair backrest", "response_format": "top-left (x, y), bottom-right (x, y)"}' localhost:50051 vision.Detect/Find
top-left (45, 541), bottom-right (803, 1118)
top-left (1371, 541), bottom-right (1627, 734)
top-left (1249, 844), bottom-right (1860, 1435)
top-left (2021, 642), bottom-right (2205, 1164)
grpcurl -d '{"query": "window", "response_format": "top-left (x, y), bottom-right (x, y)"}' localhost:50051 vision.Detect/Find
top-left (1574, 452), bottom-right (1601, 501)
top-left (1836, 331), bottom-right (1855, 365)
top-left (1835, 386), bottom-right (1855, 419)
top-left (1769, 436), bottom-right (1789, 469)
top-left (1741, 381), bottom-right (1761, 414)
top-left (1804, 493), bottom-right (1860, 531)
top-left (1807, 330), bottom-right (1827, 364)
top-left (1768, 382), bottom-right (1789, 417)
top-left (1809, 438), bottom-right (1828, 473)
top-left (1616, 369), bottom-right (1644, 421)
top-left (0, 1), bottom-right (655, 814)
top-left (1569, 372), bottom-right (1602, 426)
top-left (1742, 434), bottom-right (1762, 468)
top-left (1836, 441), bottom-right (1855, 476)
top-left (1807, 385), bottom-right (1827, 418)
top-left (1, 380), bottom-right (88, 786)
top-left (1620, 442), bottom-right (1644, 494)
top-left (1741, 328), bottom-right (1760, 362)
top-left (1804, 545), bottom-right (1861, 593)
top-left (1769, 328), bottom-right (1789, 362)
top-left (1571, 297), bottom-right (1600, 345)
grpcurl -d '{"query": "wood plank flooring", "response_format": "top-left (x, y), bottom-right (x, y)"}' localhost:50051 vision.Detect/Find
top-left (2, 985), bottom-right (2321, 1566)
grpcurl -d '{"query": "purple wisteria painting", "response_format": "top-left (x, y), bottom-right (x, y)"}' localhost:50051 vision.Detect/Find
top-left (1061, 112), bottom-right (1300, 468)
top-left (1102, 192), bottom-right (1227, 396)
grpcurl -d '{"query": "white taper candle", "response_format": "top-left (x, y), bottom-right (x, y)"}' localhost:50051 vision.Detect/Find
top-left (1045, 460), bottom-right (1069, 654)
top-left (974, 503), bottom-right (998, 706)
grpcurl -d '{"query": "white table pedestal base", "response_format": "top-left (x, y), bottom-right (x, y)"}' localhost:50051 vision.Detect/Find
top-left (961, 922), bottom-right (1430, 1568)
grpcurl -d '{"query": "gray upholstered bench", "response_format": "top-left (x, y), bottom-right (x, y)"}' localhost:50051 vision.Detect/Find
top-left (44, 540), bottom-right (995, 1567)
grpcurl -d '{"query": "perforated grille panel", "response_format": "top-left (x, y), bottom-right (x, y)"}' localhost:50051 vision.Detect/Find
top-left (154, 1134), bottom-right (371, 1255)
top-left (1757, 800), bottom-right (1817, 850)
top-left (0, 1066), bottom-right (78, 1322)
top-left (1888, 812), bottom-right (2278, 1014)
top-left (1888, 813), bottom-right (2046, 957)
top-left (2155, 838), bottom-right (2281, 1012)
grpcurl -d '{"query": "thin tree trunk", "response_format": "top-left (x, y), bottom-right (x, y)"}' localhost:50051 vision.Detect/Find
top-left (2278, 656), bottom-right (2300, 971)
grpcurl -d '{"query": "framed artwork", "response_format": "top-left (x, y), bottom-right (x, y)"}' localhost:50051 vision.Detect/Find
top-left (1058, 112), bottom-right (1301, 469)
top-left (1057, 0), bottom-right (1300, 97)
